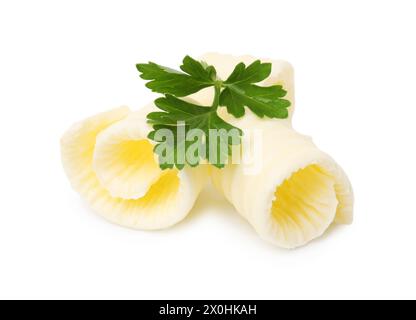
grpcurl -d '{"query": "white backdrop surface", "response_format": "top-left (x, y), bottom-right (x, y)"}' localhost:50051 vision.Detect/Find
top-left (0, 0), bottom-right (415, 299)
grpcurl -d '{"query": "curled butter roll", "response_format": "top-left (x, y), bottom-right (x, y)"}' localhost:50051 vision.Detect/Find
top-left (210, 117), bottom-right (353, 248)
top-left (200, 53), bottom-right (354, 248)
top-left (61, 106), bottom-right (207, 230)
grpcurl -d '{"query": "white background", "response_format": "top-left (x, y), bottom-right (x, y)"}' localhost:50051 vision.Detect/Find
top-left (1, 0), bottom-right (415, 300)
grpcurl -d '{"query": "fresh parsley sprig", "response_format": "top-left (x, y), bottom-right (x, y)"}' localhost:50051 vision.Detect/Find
top-left (136, 55), bottom-right (291, 170)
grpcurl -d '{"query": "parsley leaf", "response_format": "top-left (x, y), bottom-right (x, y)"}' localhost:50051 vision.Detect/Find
top-left (147, 95), bottom-right (242, 169)
top-left (220, 60), bottom-right (291, 118)
top-left (137, 55), bottom-right (291, 170)
top-left (136, 56), bottom-right (216, 97)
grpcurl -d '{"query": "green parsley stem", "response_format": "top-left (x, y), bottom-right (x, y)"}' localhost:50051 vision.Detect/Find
top-left (211, 82), bottom-right (222, 111)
